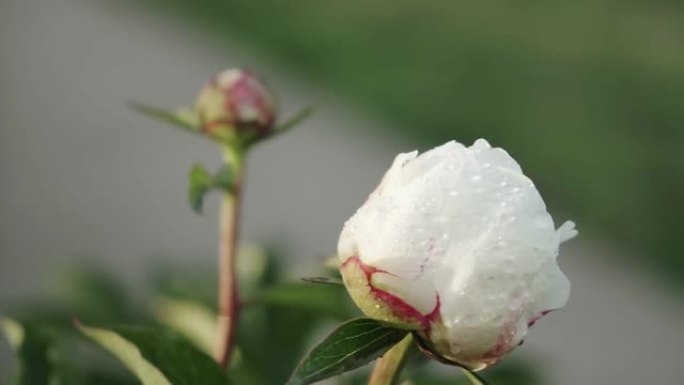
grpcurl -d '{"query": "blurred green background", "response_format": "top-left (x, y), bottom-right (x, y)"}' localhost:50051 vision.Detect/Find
top-left (1, 0), bottom-right (683, 384)
top-left (135, 0), bottom-right (684, 285)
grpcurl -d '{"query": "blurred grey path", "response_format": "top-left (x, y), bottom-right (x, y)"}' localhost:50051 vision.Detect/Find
top-left (0, 1), bottom-right (682, 384)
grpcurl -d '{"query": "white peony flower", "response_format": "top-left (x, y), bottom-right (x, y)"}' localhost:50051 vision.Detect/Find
top-left (338, 139), bottom-right (576, 370)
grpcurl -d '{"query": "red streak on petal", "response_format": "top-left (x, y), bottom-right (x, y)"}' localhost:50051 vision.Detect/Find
top-left (483, 308), bottom-right (559, 363)
top-left (342, 255), bottom-right (441, 330)
top-left (483, 333), bottom-right (511, 361)
top-left (527, 309), bottom-right (553, 328)
top-left (341, 255), bottom-right (393, 277)
top-left (425, 294), bottom-right (442, 324)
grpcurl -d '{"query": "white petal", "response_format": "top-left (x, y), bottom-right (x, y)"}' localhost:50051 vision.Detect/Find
top-left (557, 220), bottom-right (578, 243)
top-left (338, 138), bottom-right (575, 367)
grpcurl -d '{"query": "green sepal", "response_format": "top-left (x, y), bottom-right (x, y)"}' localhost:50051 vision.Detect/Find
top-left (130, 102), bottom-right (202, 134)
top-left (275, 106), bottom-right (315, 135)
top-left (247, 106), bottom-right (315, 148)
top-left (287, 318), bottom-right (410, 385)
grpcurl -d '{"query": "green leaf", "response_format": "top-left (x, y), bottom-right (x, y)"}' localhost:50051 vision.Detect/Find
top-left (59, 264), bottom-right (134, 321)
top-left (274, 106), bottom-right (315, 135)
top-left (77, 322), bottom-right (230, 385)
top-left (288, 318), bottom-right (410, 385)
top-left (130, 102), bottom-right (201, 134)
top-left (301, 276), bottom-right (344, 286)
top-left (189, 164), bottom-right (234, 213)
top-left (212, 165), bottom-right (233, 192)
top-left (1, 317), bottom-right (55, 385)
top-left (152, 296), bottom-right (217, 356)
top-left (189, 163), bottom-right (212, 213)
top-left (251, 283), bottom-right (354, 319)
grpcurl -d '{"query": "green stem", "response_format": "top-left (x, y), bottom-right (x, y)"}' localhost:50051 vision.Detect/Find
top-left (368, 334), bottom-right (414, 385)
top-left (215, 146), bottom-right (245, 369)
top-left (461, 368), bottom-right (487, 385)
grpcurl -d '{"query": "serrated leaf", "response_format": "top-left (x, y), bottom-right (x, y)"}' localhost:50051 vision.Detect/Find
top-left (288, 318), bottom-right (410, 385)
top-left (77, 323), bottom-right (230, 385)
top-left (1, 317), bottom-right (55, 385)
top-left (130, 102), bottom-right (201, 134)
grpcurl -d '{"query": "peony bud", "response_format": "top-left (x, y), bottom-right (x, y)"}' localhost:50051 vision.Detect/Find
top-left (338, 139), bottom-right (577, 371)
top-left (195, 68), bottom-right (277, 143)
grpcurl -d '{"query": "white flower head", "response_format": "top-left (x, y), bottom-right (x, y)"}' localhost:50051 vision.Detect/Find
top-left (338, 139), bottom-right (576, 370)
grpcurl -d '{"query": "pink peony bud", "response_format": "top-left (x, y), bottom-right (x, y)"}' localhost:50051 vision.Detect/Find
top-left (338, 139), bottom-right (577, 371)
top-left (195, 68), bottom-right (277, 142)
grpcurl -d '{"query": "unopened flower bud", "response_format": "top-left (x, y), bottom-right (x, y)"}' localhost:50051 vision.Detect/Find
top-left (195, 68), bottom-right (277, 143)
top-left (338, 139), bottom-right (577, 370)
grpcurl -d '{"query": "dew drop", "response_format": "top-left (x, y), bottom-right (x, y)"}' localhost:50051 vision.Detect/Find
top-left (470, 175), bottom-right (482, 182)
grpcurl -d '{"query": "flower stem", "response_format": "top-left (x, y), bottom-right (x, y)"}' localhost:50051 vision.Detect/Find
top-left (461, 368), bottom-right (487, 385)
top-left (368, 334), bottom-right (415, 385)
top-left (215, 146), bottom-right (245, 369)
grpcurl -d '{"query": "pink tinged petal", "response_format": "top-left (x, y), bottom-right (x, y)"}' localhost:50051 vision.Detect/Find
top-left (341, 256), bottom-right (441, 330)
top-left (527, 310), bottom-right (553, 328)
top-left (337, 138), bottom-right (576, 369)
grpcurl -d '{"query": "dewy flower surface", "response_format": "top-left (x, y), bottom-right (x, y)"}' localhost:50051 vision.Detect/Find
top-left (338, 139), bottom-right (577, 370)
